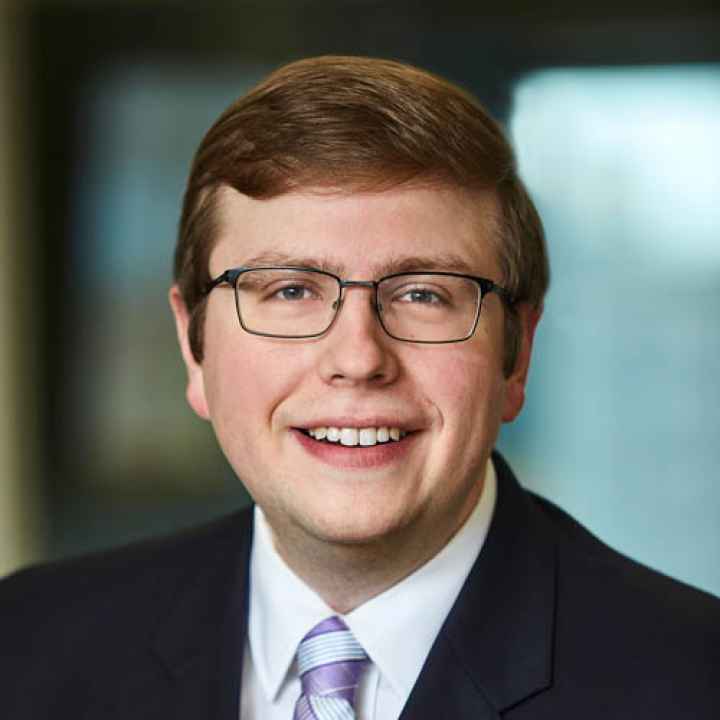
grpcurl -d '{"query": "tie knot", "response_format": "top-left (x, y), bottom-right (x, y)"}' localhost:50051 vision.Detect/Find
top-left (294, 616), bottom-right (369, 719)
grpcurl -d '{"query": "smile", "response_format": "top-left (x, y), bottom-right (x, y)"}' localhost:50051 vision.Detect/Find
top-left (300, 426), bottom-right (408, 447)
top-left (293, 425), bottom-right (416, 469)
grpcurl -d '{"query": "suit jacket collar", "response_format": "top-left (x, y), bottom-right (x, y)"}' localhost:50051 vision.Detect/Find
top-left (119, 511), bottom-right (254, 720)
top-left (400, 451), bottom-right (556, 719)
top-left (152, 510), bottom-right (253, 676)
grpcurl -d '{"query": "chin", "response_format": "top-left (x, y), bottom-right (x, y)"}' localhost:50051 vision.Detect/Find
top-left (301, 507), bottom-right (412, 547)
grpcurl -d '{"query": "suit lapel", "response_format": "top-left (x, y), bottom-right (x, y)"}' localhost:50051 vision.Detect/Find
top-left (92, 510), bottom-right (254, 720)
top-left (401, 452), bottom-right (556, 718)
top-left (399, 630), bottom-right (501, 719)
top-left (154, 510), bottom-right (253, 720)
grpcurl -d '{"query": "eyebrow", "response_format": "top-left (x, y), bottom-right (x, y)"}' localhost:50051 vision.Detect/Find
top-left (236, 251), bottom-right (479, 278)
top-left (238, 252), bottom-right (345, 276)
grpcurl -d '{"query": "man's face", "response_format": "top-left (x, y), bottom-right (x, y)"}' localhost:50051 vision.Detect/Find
top-left (171, 184), bottom-right (534, 559)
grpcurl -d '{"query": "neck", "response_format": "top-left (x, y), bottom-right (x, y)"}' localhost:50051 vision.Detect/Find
top-left (265, 481), bottom-right (483, 614)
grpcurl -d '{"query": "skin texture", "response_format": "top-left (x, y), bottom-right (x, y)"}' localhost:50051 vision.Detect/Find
top-left (170, 184), bottom-right (539, 612)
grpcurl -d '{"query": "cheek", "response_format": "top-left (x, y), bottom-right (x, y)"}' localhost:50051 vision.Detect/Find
top-left (200, 304), bottom-right (307, 432)
top-left (416, 345), bottom-right (506, 438)
top-left (205, 343), bottom-right (300, 430)
top-left (201, 345), bottom-right (303, 492)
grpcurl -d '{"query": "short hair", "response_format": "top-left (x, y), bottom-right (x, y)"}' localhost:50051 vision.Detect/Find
top-left (174, 55), bottom-right (549, 375)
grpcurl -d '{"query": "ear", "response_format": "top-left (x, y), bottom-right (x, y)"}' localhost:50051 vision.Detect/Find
top-left (502, 302), bottom-right (542, 423)
top-left (169, 285), bottom-right (210, 420)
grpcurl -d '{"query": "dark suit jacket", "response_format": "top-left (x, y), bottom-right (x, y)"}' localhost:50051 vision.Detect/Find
top-left (2, 453), bottom-right (719, 719)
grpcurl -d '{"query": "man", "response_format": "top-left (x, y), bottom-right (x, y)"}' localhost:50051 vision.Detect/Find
top-left (1, 56), bottom-right (718, 719)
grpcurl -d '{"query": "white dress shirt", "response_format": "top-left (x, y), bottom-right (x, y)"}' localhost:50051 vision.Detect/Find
top-left (240, 459), bottom-right (497, 720)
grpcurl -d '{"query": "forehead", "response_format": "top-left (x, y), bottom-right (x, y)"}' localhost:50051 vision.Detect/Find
top-left (209, 184), bottom-right (502, 278)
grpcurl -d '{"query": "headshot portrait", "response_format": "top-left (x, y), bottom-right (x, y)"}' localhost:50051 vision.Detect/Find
top-left (1, 50), bottom-right (718, 720)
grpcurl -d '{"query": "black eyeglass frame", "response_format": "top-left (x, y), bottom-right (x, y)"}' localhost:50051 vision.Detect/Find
top-left (205, 266), bottom-right (514, 344)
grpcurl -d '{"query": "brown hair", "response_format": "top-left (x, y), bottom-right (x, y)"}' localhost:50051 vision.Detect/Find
top-left (174, 55), bottom-right (549, 374)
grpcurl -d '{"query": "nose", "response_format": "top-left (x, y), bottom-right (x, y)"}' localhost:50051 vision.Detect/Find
top-left (317, 285), bottom-right (399, 387)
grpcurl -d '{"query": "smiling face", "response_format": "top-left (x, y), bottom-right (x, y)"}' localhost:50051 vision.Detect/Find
top-left (171, 184), bottom-right (535, 573)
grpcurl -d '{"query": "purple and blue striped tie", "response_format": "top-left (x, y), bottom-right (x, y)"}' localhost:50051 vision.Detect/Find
top-left (293, 616), bottom-right (369, 720)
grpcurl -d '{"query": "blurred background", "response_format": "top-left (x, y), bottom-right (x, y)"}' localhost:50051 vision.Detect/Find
top-left (1, 1), bottom-right (718, 596)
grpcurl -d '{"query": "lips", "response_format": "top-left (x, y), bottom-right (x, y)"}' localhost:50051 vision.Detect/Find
top-left (293, 425), bottom-right (416, 469)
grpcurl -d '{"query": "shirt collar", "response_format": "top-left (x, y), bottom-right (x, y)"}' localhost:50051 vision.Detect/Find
top-left (247, 505), bottom-right (333, 702)
top-left (248, 458), bottom-right (497, 703)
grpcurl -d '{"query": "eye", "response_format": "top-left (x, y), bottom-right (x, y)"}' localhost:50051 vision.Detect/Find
top-left (273, 284), bottom-right (315, 301)
top-left (397, 288), bottom-right (445, 305)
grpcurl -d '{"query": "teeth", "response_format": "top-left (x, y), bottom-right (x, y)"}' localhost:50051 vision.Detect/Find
top-left (340, 428), bottom-right (359, 446)
top-left (305, 425), bottom-right (406, 446)
top-left (358, 428), bottom-right (377, 446)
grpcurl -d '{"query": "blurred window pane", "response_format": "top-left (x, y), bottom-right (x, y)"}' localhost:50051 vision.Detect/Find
top-left (58, 66), bottom-right (271, 555)
top-left (500, 65), bottom-right (720, 596)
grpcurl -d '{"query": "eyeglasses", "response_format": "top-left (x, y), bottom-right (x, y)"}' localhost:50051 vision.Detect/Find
top-left (205, 266), bottom-right (513, 344)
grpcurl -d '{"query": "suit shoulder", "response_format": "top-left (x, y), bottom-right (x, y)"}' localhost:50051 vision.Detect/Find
top-left (531, 491), bottom-right (719, 601)
top-left (0, 508), bottom-right (254, 712)
top-left (0, 507), bottom-right (253, 638)
top-left (528, 491), bottom-right (720, 660)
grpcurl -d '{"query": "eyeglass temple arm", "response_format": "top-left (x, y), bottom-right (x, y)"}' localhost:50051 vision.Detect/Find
top-left (479, 278), bottom-right (514, 306)
top-left (205, 270), bottom-right (239, 295)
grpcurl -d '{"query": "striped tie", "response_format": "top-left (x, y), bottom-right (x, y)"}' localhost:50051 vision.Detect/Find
top-left (293, 616), bottom-right (369, 720)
